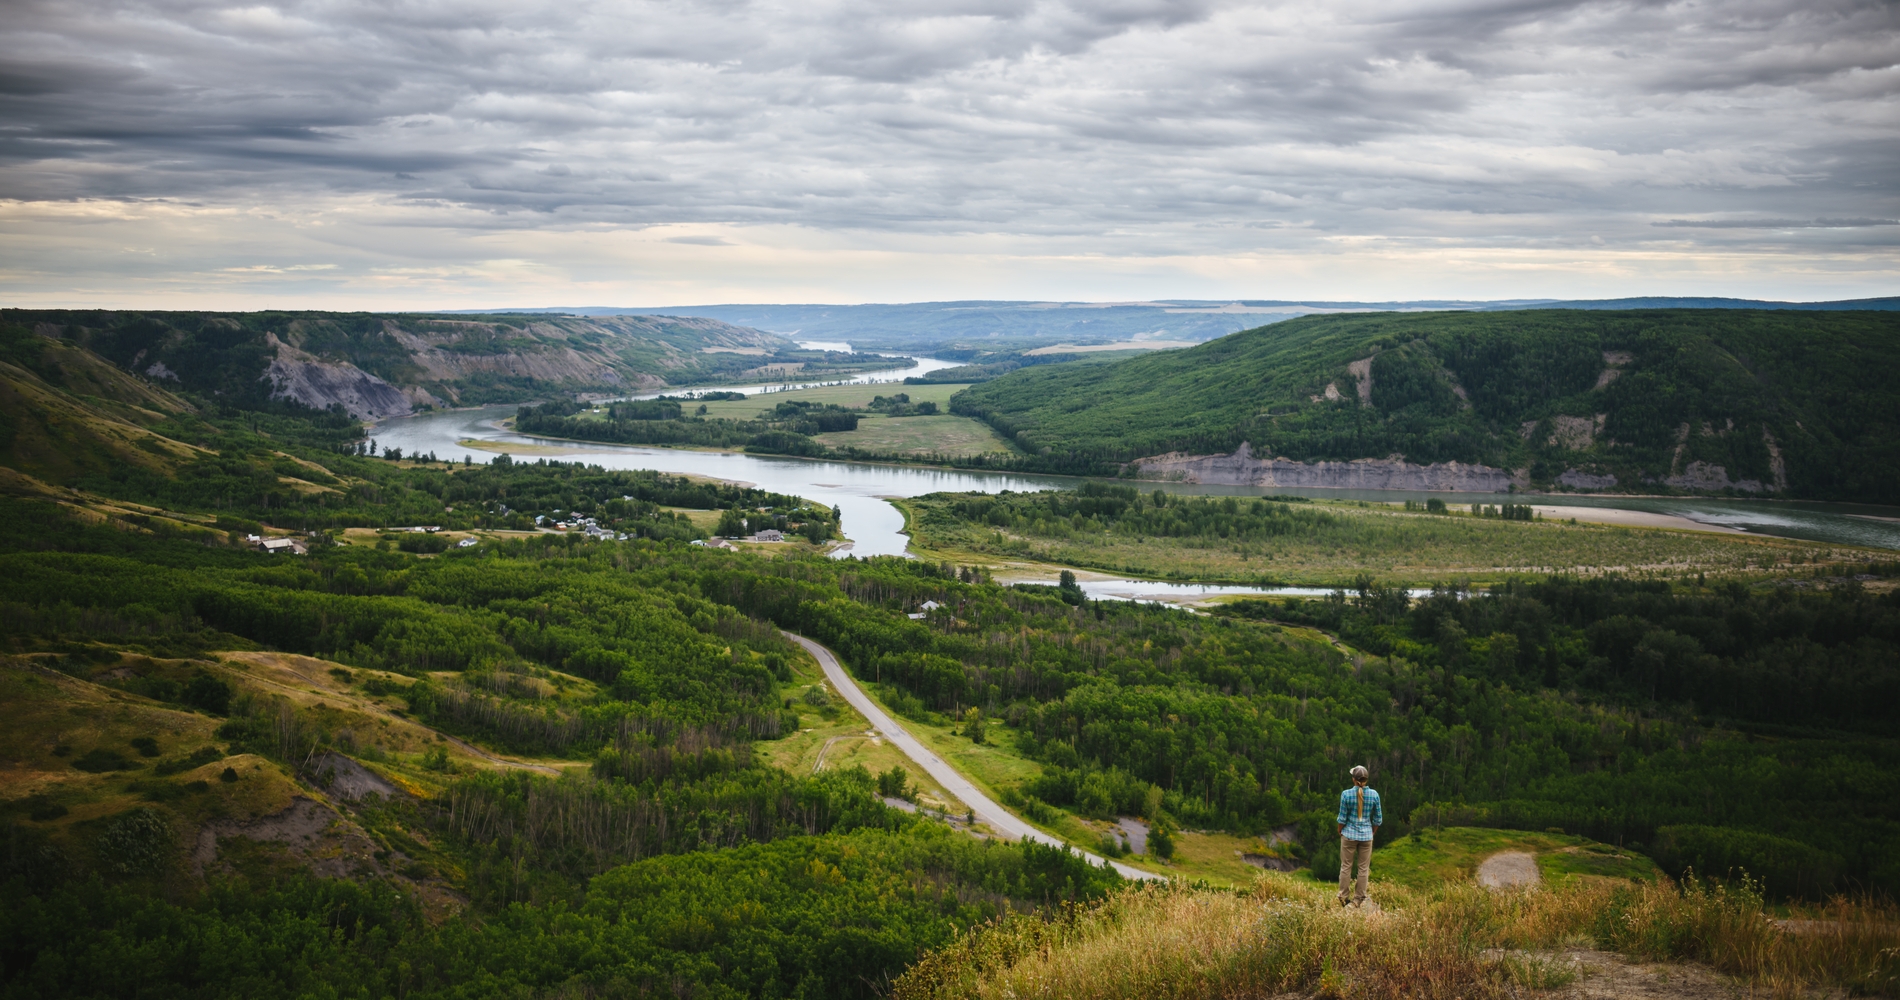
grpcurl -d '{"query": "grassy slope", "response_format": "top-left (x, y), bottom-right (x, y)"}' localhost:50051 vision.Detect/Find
top-left (898, 494), bottom-right (1859, 586)
top-left (895, 868), bottom-right (1898, 1000)
top-left (0, 338), bottom-right (203, 483)
top-left (950, 308), bottom-right (1900, 501)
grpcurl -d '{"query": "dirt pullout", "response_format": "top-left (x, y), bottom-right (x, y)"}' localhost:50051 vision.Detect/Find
top-left (1477, 850), bottom-right (1541, 888)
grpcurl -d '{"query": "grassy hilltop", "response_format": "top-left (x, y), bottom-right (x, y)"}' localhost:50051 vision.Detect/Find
top-left (950, 308), bottom-right (1900, 502)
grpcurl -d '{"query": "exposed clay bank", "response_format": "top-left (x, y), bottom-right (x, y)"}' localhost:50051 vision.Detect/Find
top-left (1135, 443), bottom-right (1517, 492)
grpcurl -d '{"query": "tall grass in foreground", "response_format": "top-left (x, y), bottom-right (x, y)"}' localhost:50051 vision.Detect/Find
top-left (893, 873), bottom-right (1899, 1000)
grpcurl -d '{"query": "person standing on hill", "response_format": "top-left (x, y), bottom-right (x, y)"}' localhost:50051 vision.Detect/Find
top-left (1336, 764), bottom-right (1382, 906)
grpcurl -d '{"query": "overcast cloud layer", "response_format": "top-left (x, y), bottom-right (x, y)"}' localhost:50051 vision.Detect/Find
top-left (1, 0), bottom-right (1896, 306)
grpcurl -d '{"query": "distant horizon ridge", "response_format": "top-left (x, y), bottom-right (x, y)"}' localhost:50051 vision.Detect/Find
top-left (436, 294), bottom-right (1900, 316)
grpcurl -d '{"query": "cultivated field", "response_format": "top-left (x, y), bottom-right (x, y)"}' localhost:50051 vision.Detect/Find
top-left (901, 495), bottom-right (1872, 586)
top-left (815, 414), bottom-right (1012, 457)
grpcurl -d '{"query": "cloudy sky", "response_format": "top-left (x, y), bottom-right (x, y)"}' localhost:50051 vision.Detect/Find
top-left (1, 0), bottom-right (1896, 308)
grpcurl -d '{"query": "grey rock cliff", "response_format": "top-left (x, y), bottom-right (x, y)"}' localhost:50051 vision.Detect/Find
top-left (262, 335), bottom-right (416, 421)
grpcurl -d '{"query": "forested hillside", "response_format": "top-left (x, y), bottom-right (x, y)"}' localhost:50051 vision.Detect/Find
top-left (950, 309), bottom-right (1900, 502)
top-left (0, 310), bottom-right (903, 421)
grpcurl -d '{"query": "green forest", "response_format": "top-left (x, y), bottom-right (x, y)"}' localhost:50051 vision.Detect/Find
top-left (948, 309), bottom-right (1900, 501)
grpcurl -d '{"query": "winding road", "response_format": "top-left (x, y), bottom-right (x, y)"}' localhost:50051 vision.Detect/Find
top-left (783, 632), bottom-right (1164, 882)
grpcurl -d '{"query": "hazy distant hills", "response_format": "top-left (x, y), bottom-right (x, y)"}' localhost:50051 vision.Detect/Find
top-left (948, 308), bottom-right (1900, 503)
top-left (456, 296), bottom-right (1900, 353)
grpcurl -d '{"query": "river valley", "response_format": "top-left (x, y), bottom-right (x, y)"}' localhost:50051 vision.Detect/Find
top-left (369, 355), bottom-right (1900, 583)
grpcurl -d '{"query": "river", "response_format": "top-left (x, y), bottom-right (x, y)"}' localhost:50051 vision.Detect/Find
top-left (369, 354), bottom-right (1900, 576)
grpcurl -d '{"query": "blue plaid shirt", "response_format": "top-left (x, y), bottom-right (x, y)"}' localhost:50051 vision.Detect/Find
top-left (1336, 785), bottom-right (1382, 842)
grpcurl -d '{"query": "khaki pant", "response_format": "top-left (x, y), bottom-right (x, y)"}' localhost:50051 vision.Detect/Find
top-left (1338, 837), bottom-right (1372, 904)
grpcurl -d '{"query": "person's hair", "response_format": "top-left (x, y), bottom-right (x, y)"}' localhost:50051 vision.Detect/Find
top-left (1349, 765), bottom-right (1369, 782)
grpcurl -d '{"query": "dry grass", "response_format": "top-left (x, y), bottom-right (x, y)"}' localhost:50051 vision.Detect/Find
top-left (894, 873), bottom-right (1900, 1000)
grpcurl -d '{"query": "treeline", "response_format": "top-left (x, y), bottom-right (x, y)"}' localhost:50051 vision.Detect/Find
top-left (937, 483), bottom-right (1330, 544)
top-left (1221, 575), bottom-right (1900, 734)
top-left (514, 397), bottom-right (862, 459)
top-left (1, 823), bottom-right (1118, 1000)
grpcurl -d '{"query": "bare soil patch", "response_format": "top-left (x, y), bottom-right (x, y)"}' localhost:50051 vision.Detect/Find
top-left (1477, 850), bottom-right (1541, 888)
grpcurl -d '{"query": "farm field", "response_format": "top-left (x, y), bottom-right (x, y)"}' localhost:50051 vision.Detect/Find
top-left (814, 413), bottom-right (1012, 457)
top-left (899, 491), bottom-right (1870, 586)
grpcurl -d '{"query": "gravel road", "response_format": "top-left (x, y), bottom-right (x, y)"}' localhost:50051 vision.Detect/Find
top-left (785, 631), bottom-right (1163, 882)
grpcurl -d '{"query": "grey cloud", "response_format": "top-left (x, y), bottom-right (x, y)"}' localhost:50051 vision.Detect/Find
top-left (0, 0), bottom-right (1892, 259)
top-left (1655, 219), bottom-right (1900, 229)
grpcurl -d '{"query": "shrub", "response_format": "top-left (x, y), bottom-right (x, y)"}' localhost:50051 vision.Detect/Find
top-left (130, 736), bottom-right (159, 757)
top-left (72, 748), bottom-right (132, 773)
top-left (397, 534), bottom-right (450, 554)
top-left (26, 797), bottom-right (67, 822)
top-left (220, 767), bottom-right (238, 783)
top-left (1148, 820), bottom-right (1176, 860)
top-left (876, 766), bottom-right (914, 800)
top-left (98, 807), bottom-right (174, 876)
top-left (184, 673), bottom-right (233, 715)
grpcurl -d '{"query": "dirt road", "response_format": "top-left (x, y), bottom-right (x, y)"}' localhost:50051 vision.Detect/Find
top-left (784, 631), bottom-right (1163, 882)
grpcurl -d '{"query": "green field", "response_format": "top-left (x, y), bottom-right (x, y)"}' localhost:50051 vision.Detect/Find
top-left (900, 491), bottom-right (1864, 586)
top-left (693, 382), bottom-right (971, 420)
top-left (815, 414), bottom-right (1012, 457)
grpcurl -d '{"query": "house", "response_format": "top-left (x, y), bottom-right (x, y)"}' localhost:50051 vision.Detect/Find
top-left (457, 538), bottom-right (479, 548)
top-left (260, 537), bottom-right (307, 556)
top-left (751, 529), bottom-right (785, 542)
top-left (920, 600), bottom-right (941, 611)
